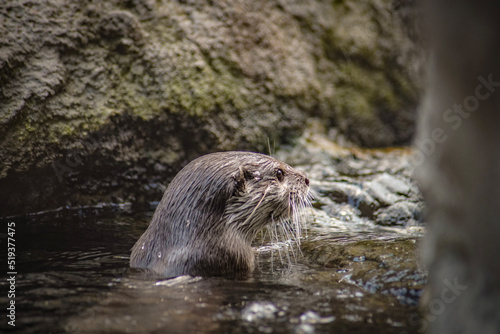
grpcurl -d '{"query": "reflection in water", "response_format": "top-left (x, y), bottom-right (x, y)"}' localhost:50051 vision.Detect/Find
top-left (0, 206), bottom-right (424, 334)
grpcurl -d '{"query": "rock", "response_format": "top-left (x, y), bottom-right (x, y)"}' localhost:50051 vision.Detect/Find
top-left (0, 0), bottom-right (421, 216)
top-left (313, 181), bottom-right (380, 218)
top-left (375, 201), bottom-right (423, 226)
top-left (363, 180), bottom-right (401, 207)
top-left (416, 1), bottom-right (500, 332)
top-left (301, 237), bottom-right (426, 305)
top-left (371, 173), bottom-right (413, 196)
top-left (363, 173), bottom-right (414, 207)
top-left (303, 136), bottom-right (423, 225)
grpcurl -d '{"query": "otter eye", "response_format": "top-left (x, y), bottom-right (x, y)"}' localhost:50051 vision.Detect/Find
top-left (276, 169), bottom-right (284, 182)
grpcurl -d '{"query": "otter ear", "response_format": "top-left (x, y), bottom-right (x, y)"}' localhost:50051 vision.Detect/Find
top-left (234, 166), bottom-right (253, 194)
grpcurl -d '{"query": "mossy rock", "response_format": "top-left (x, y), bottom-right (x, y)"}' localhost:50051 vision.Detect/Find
top-left (0, 0), bottom-right (420, 215)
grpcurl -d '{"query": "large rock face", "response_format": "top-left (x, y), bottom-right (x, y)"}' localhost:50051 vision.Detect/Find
top-left (0, 0), bottom-right (420, 216)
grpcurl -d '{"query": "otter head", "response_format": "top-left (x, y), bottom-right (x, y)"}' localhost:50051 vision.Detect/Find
top-left (225, 154), bottom-right (310, 243)
top-left (130, 151), bottom-right (310, 277)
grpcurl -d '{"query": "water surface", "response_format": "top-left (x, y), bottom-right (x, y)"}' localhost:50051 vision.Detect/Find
top-left (1, 204), bottom-right (424, 334)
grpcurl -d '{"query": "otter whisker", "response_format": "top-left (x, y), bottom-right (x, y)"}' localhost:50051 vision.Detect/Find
top-left (286, 217), bottom-right (303, 258)
top-left (278, 219), bottom-right (297, 263)
top-left (241, 184), bottom-right (270, 229)
top-left (260, 225), bottom-right (271, 247)
top-left (271, 215), bottom-right (285, 266)
top-left (266, 215), bottom-right (304, 267)
top-left (287, 192), bottom-right (300, 243)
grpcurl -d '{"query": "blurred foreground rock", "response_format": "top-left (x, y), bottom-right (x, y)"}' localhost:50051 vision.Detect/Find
top-left (416, 1), bottom-right (500, 333)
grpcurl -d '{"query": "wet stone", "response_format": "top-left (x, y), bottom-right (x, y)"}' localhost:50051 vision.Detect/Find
top-left (300, 163), bottom-right (339, 181)
top-left (363, 173), bottom-right (420, 208)
top-left (375, 201), bottom-right (423, 226)
top-left (313, 181), bottom-right (380, 218)
top-left (287, 137), bottom-right (424, 227)
top-left (363, 179), bottom-right (402, 207)
top-left (301, 237), bottom-right (426, 306)
top-left (372, 173), bottom-right (413, 196)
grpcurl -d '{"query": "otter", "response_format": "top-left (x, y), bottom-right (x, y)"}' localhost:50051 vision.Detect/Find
top-left (130, 151), bottom-right (310, 278)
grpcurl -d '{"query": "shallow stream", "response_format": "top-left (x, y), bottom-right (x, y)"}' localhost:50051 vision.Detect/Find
top-left (1, 142), bottom-right (427, 334)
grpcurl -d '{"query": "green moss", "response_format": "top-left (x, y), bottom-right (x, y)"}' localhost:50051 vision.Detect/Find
top-left (334, 63), bottom-right (400, 118)
top-left (97, 42), bottom-right (251, 121)
top-left (164, 61), bottom-right (250, 117)
top-left (313, 0), bottom-right (418, 145)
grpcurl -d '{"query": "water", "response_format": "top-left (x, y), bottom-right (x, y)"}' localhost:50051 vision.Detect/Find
top-left (0, 205), bottom-right (424, 333)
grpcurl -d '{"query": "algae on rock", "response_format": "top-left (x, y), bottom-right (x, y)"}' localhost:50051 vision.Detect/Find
top-left (0, 0), bottom-right (421, 215)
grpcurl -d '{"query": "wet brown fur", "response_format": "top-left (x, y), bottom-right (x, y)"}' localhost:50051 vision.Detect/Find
top-left (130, 151), bottom-right (309, 277)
